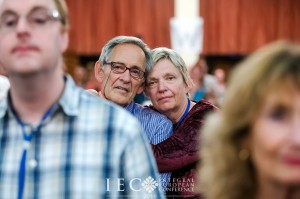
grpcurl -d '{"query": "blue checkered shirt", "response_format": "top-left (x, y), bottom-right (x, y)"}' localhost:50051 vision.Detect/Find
top-left (125, 101), bottom-right (173, 188)
top-left (0, 75), bottom-right (165, 199)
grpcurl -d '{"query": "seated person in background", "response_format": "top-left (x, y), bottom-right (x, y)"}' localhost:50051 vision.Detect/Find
top-left (213, 68), bottom-right (226, 107)
top-left (88, 36), bottom-right (173, 188)
top-left (85, 61), bottom-right (102, 91)
top-left (73, 65), bottom-right (86, 87)
top-left (199, 41), bottom-right (300, 199)
top-left (145, 47), bottom-right (217, 198)
top-left (189, 56), bottom-right (218, 106)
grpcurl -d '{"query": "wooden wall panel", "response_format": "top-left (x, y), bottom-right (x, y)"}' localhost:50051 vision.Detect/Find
top-left (200, 0), bottom-right (300, 55)
top-left (65, 0), bottom-right (174, 56)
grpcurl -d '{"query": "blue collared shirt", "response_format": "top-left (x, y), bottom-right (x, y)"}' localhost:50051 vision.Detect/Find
top-left (0, 75), bottom-right (165, 199)
top-left (125, 101), bottom-right (173, 188)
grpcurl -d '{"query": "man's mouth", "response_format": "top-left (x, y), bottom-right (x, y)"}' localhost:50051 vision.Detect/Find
top-left (115, 86), bottom-right (129, 93)
top-left (12, 46), bottom-right (39, 54)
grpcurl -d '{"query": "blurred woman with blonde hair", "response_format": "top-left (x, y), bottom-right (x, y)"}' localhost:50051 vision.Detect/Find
top-left (199, 41), bottom-right (300, 199)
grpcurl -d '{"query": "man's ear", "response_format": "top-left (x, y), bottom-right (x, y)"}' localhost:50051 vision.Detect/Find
top-left (95, 61), bottom-right (104, 83)
top-left (60, 29), bottom-right (69, 53)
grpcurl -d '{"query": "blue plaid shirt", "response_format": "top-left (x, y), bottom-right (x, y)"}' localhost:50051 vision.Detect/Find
top-left (125, 101), bottom-right (173, 188)
top-left (0, 75), bottom-right (165, 199)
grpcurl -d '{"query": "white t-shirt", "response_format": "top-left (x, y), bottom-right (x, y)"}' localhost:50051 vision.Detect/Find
top-left (0, 75), bottom-right (10, 100)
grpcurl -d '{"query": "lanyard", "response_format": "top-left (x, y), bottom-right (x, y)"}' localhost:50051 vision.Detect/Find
top-left (11, 105), bottom-right (55, 199)
top-left (173, 98), bottom-right (190, 132)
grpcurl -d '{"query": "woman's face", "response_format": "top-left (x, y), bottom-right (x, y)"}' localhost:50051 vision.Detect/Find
top-left (249, 89), bottom-right (300, 185)
top-left (146, 59), bottom-right (189, 118)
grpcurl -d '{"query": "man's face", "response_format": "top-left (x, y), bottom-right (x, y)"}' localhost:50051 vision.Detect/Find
top-left (95, 43), bottom-right (146, 106)
top-left (0, 0), bottom-right (68, 77)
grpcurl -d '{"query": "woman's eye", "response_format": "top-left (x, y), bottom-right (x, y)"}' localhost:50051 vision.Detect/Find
top-left (167, 76), bottom-right (174, 81)
top-left (269, 108), bottom-right (288, 121)
top-left (148, 81), bottom-right (157, 86)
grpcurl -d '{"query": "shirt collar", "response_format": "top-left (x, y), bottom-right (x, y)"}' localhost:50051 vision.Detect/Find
top-left (0, 94), bottom-right (8, 119)
top-left (124, 100), bottom-right (135, 114)
top-left (0, 74), bottom-right (80, 119)
top-left (57, 74), bottom-right (80, 116)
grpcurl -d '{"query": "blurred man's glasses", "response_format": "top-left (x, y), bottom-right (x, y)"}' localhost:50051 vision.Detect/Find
top-left (104, 61), bottom-right (145, 80)
top-left (0, 7), bottom-right (61, 34)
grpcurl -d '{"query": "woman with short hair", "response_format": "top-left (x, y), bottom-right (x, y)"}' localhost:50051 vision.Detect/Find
top-left (145, 47), bottom-right (216, 198)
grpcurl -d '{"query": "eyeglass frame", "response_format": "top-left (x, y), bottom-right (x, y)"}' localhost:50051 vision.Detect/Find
top-left (0, 7), bottom-right (62, 34)
top-left (104, 61), bottom-right (145, 80)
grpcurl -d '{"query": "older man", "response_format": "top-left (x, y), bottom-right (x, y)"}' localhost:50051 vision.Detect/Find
top-left (89, 36), bottom-right (173, 187)
top-left (0, 0), bottom-right (164, 198)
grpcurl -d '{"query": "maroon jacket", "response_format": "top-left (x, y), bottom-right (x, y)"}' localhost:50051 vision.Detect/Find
top-left (151, 100), bottom-right (216, 198)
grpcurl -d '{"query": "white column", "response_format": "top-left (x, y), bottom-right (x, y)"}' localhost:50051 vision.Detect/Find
top-left (172, 0), bottom-right (201, 69)
top-left (175, 0), bottom-right (199, 18)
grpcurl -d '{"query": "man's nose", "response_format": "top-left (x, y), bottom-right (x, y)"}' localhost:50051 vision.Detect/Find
top-left (15, 18), bottom-right (31, 36)
top-left (120, 69), bottom-right (131, 82)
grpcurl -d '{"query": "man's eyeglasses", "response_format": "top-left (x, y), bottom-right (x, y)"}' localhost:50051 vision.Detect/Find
top-left (105, 61), bottom-right (145, 80)
top-left (0, 7), bottom-right (61, 34)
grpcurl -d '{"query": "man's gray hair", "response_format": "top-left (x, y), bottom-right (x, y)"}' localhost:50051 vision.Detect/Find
top-left (99, 36), bottom-right (152, 77)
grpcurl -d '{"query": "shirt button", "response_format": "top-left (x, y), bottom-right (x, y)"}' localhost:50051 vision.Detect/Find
top-left (29, 159), bottom-right (38, 169)
top-left (24, 126), bottom-right (32, 136)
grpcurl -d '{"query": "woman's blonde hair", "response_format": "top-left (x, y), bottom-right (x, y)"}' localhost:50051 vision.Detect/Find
top-left (199, 41), bottom-right (300, 199)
